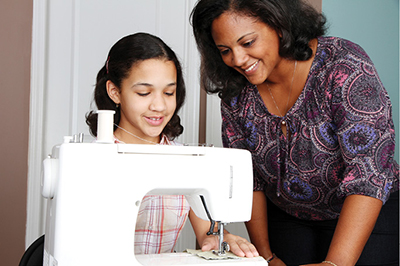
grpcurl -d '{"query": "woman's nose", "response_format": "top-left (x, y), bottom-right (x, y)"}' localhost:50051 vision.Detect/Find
top-left (232, 48), bottom-right (248, 67)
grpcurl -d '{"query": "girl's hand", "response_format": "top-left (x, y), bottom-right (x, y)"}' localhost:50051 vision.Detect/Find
top-left (200, 232), bottom-right (259, 258)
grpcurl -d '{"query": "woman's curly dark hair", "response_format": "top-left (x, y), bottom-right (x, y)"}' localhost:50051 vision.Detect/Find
top-left (86, 32), bottom-right (186, 139)
top-left (191, 0), bottom-right (327, 101)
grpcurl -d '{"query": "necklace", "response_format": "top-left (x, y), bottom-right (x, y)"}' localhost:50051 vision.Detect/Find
top-left (267, 60), bottom-right (297, 125)
top-left (114, 123), bottom-right (159, 144)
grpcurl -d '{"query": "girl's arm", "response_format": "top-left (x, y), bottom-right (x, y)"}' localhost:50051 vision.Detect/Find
top-left (188, 208), bottom-right (259, 258)
top-left (303, 194), bottom-right (382, 266)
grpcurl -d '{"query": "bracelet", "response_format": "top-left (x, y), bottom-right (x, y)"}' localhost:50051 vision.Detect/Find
top-left (266, 253), bottom-right (276, 263)
top-left (322, 260), bottom-right (338, 266)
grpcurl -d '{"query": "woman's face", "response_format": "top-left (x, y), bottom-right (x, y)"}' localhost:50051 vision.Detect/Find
top-left (211, 12), bottom-right (283, 85)
top-left (110, 59), bottom-right (177, 144)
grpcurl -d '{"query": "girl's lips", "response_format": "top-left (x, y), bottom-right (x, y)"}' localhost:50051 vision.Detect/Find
top-left (145, 116), bottom-right (164, 126)
top-left (244, 60), bottom-right (260, 74)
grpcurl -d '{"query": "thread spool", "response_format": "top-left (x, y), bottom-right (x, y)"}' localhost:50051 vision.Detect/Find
top-left (96, 110), bottom-right (115, 143)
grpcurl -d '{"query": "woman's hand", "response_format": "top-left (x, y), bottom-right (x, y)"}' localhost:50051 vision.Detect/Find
top-left (269, 257), bottom-right (286, 266)
top-left (301, 263), bottom-right (335, 266)
top-left (200, 231), bottom-right (259, 258)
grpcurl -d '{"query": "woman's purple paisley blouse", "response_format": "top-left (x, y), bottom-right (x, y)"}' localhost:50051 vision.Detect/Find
top-left (221, 36), bottom-right (399, 221)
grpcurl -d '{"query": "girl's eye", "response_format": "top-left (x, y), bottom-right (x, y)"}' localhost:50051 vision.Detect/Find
top-left (137, 92), bottom-right (150, 96)
top-left (165, 91), bottom-right (175, 96)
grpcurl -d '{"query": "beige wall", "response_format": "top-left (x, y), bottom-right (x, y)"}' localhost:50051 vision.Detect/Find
top-left (306, 0), bottom-right (322, 13)
top-left (0, 0), bottom-right (32, 265)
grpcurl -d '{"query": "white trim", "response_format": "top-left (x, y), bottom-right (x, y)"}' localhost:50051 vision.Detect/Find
top-left (26, 0), bottom-right (48, 248)
top-left (155, 0), bottom-right (161, 36)
top-left (206, 94), bottom-right (223, 147)
top-left (70, 0), bottom-right (80, 133)
top-left (174, 1), bottom-right (200, 251)
top-left (178, 0), bottom-right (201, 145)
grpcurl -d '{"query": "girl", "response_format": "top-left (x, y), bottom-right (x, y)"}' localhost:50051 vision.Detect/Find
top-left (191, 1), bottom-right (399, 266)
top-left (86, 32), bottom-right (259, 257)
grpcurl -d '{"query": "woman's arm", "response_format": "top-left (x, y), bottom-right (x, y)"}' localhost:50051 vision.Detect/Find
top-left (324, 195), bottom-right (382, 266)
top-left (189, 209), bottom-right (259, 258)
top-left (245, 191), bottom-right (285, 265)
top-left (245, 191), bottom-right (272, 258)
top-left (303, 194), bottom-right (383, 266)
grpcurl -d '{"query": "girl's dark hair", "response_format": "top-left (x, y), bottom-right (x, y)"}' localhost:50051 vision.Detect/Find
top-left (86, 32), bottom-right (186, 139)
top-left (191, 0), bottom-right (327, 100)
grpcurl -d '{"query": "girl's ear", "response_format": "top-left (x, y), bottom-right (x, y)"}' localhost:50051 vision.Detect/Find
top-left (106, 80), bottom-right (121, 104)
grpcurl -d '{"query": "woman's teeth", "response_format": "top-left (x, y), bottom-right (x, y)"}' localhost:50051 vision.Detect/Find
top-left (245, 60), bottom-right (259, 72)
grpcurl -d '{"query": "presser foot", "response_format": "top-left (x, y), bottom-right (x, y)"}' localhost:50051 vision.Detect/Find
top-left (200, 196), bottom-right (231, 256)
top-left (213, 241), bottom-right (230, 256)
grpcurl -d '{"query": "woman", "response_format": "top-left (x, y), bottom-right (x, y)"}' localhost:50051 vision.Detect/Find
top-left (191, 0), bottom-right (399, 265)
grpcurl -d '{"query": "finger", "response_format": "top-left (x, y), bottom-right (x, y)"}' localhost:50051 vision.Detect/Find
top-left (201, 239), bottom-right (215, 251)
top-left (239, 242), bottom-right (256, 258)
top-left (228, 240), bottom-right (246, 257)
top-left (233, 240), bottom-right (259, 258)
top-left (245, 243), bottom-right (259, 257)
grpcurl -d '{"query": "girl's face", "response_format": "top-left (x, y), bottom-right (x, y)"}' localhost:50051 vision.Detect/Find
top-left (211, 12), bottom-right (283, 85)
top-left (108, 59), bottom-right (177, 144)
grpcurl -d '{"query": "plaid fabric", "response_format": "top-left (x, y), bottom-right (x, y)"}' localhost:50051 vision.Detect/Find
top-left (114, 134), bottom-right (190, 254)
top-left (134, 195), bottom-right (190, 254)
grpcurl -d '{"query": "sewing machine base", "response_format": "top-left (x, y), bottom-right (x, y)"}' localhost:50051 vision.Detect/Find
top-left (136, 252), bottom-right (268, 265)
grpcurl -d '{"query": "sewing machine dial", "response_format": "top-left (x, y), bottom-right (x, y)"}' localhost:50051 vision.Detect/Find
top-left (41, 156), bottom-right (59, 199)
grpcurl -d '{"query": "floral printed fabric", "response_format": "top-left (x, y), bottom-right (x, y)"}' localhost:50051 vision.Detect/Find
top-left (221, 36), bottom-right (399, 221)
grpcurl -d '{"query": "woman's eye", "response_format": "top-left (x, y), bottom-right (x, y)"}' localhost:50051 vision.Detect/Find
top-left (137, 92), bottom-right (150, 96)
top-left (243, 40), bottom-right (254, 47)
top-left (220, 49), bottom-right (230, 56)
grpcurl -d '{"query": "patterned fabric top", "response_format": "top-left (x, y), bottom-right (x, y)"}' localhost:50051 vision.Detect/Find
top-left (114, 134), bottom-right (190, 254)
top-left (221, 36), bottom-right (399, 221)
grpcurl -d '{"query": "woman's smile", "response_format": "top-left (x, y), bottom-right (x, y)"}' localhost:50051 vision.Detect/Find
top-left (244, 60), bottom-right (260, 74)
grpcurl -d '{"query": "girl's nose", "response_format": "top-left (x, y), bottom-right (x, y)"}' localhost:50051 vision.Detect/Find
top-left (149, 94), bottom-right (166, 111)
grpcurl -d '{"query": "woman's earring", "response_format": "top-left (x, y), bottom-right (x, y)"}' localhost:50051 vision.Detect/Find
top-left (116, 103), bottom-right (119, 108)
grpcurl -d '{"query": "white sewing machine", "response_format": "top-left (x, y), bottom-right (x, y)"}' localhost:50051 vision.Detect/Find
top-left (41, 111), bottom-right (267, 265)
